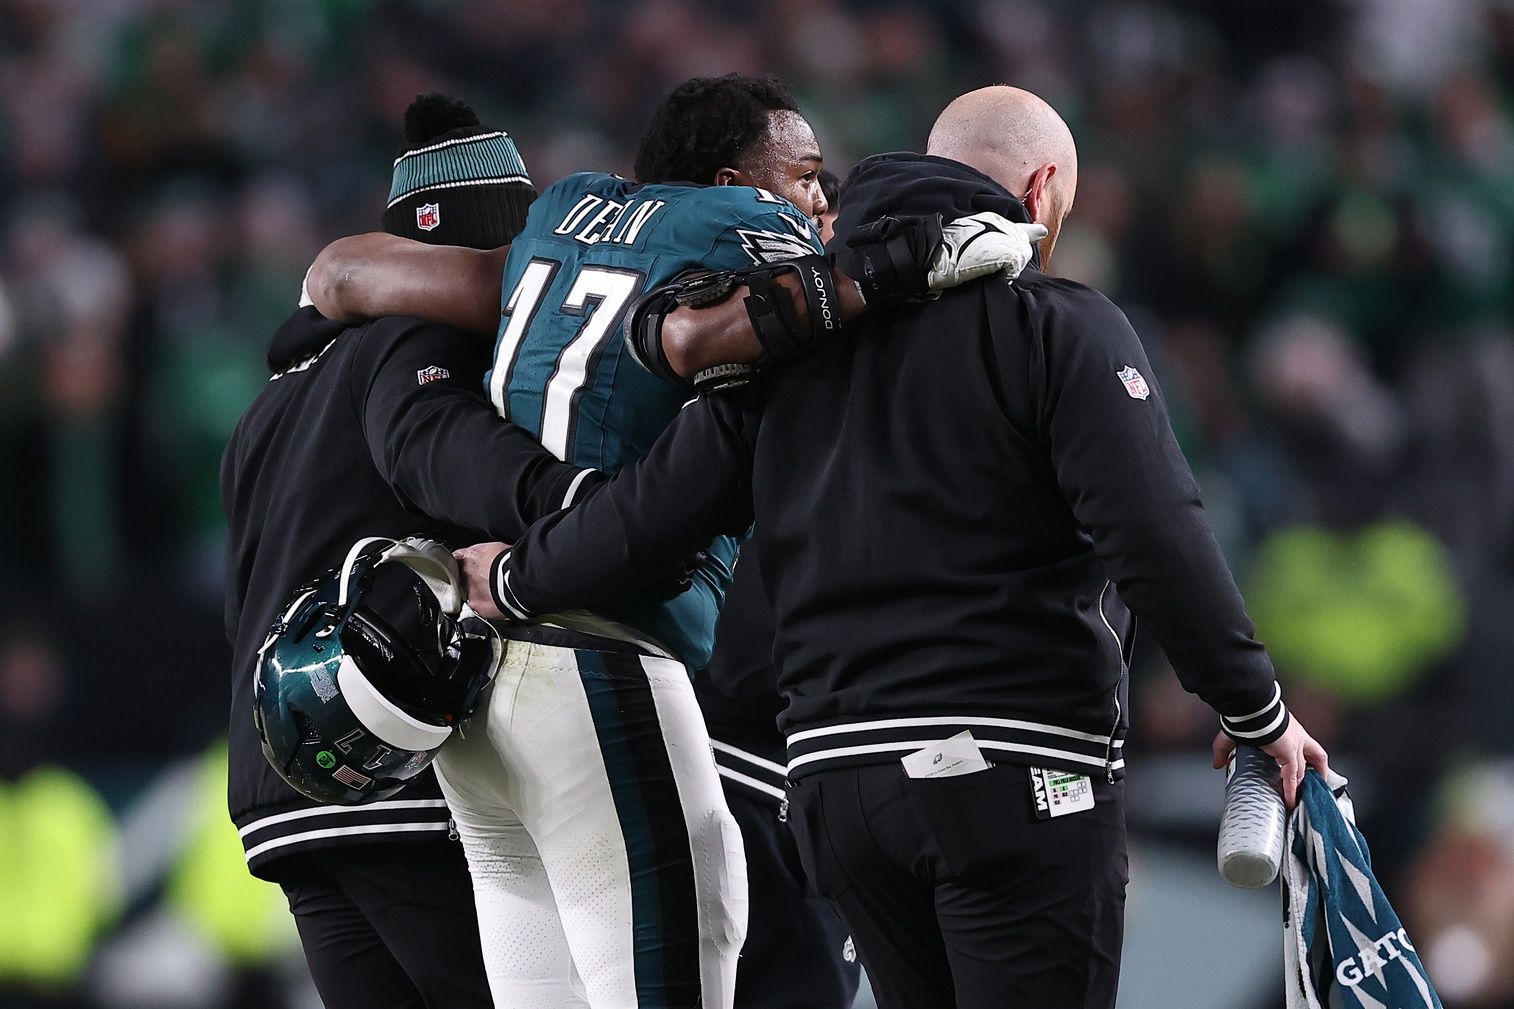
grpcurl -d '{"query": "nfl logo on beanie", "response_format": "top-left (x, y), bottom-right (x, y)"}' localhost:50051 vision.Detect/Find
top-left (382, 93), bottom-right (536, 250)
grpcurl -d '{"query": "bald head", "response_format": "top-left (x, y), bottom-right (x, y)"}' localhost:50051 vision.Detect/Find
top-left (928, 86), bottom-right (1078, 265)
top-left (928, 86), bottom-right (1077, 194)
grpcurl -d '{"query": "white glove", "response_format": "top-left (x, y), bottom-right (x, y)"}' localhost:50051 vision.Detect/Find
top-left (298, 266), bottom-right (315, 308)
top-left (927, 212), bottom-right (1048, 291)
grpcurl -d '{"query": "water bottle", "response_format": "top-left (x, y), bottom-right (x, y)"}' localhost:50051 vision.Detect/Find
top-left (1217, 745), bottom-right (1286, 889)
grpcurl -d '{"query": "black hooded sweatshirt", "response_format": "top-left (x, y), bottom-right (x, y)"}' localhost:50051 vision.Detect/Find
top-left (221, 308), bottom-right (595, 877)
top-left (490, 153), bottom-right (1291, 782)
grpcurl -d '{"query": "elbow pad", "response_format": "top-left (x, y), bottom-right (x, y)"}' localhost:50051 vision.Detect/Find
top-left (627, 254), bottom-right (844, 394)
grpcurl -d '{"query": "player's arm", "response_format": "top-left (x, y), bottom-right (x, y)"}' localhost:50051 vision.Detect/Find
top-left (355, 317), bottom-right (604, 539)
top-left (636, 213), bottom-right (1046, 391)
top-left (456, 392), bottom-right (762, 621)
top-left (652, 264), bottom-right (862, 384)
top-left (307, 233), bottom-right (507, 335)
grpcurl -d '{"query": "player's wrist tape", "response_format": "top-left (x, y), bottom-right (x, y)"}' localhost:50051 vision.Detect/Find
top-left (1219, 683), bottom-right (1290, 746)
top-left (842, 212), bottom-right (945, 307)
top-left (627, 255), bottom-right (844, 395)
top-left (489, 549), bottom-right (531, 623)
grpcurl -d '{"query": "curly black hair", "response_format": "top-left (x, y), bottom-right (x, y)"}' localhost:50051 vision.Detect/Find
top-left (633, 74), bottom-right (801, 185)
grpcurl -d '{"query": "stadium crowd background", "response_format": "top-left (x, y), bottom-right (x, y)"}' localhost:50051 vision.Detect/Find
top-left (1, 0), bottom-right (1512, 1006)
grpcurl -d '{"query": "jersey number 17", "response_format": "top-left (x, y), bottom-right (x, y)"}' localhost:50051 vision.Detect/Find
top-left (489, 258), bottom-right (645, 460)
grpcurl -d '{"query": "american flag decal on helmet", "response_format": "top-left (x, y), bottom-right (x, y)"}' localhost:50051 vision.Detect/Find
top-left (332, 765), bottom-right (373, 789)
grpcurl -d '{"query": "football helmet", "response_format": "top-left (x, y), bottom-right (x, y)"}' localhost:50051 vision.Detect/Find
top-left (254, 536), bottom-right (502, 805)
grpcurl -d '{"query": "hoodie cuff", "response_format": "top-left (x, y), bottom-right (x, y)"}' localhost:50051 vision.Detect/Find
top-left (1218, 683), bottom-right (1290, 746)
top-left (490, 549), bottom-right (531, 622)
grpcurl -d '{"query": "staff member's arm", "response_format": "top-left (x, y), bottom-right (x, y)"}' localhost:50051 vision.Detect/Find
top-left (1018, 282), bottom-right (1329, 805)
top-left (454, 392), bottom-right (761, 621)
top-left (353, 316), bottom-right (603, 538)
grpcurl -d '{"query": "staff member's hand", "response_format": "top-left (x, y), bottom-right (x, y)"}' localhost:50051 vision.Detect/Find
top-left (1211, 719), bottom-right (1331, 810)
top-left (454, 542), bottom-right (511, 619)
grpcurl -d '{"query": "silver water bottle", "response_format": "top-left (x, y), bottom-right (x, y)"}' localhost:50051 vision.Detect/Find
top-left (1217, 745), bottom-right (1286, 889)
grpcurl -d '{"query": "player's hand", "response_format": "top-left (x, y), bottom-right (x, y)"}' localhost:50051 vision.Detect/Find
top-left (1211, 720), bottom-right (1331, 810)
top-left (453, 542), bottom-right (510, 620)
top-left (928, 212), bottom-right (1048, 291)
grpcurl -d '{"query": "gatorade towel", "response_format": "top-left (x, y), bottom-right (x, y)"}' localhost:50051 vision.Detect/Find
top-left (1283, 770), bottom-right (1443, 1009)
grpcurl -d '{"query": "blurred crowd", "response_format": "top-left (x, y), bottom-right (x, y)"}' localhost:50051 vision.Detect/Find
top-left (2, 0), bottom-right (1514, 1006)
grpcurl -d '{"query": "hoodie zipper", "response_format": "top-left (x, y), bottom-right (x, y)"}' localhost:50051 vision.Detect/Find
top-left (1104, 681), bottom-right (1122, 784)
top-left (1098, 580), bottom-right (1124, 784)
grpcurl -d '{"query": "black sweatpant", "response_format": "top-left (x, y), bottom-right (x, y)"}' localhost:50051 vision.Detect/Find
top-left (724, 787), bottom-right (861, 1009)
top-left (785, 763), bottom-right (1127, 1009)
top-left (272, 841), bottom-right (492, 1009)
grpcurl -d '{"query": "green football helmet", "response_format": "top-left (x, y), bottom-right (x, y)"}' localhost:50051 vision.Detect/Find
top-left (254, 536), bottom-right (502, 805)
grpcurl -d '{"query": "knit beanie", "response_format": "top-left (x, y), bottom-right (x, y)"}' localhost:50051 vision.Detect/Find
top-left (381, 94), bottom-right (536, 249)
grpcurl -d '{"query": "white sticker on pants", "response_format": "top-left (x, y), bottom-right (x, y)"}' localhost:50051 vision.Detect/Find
top-left (902, 731), bottom-right (991, 778)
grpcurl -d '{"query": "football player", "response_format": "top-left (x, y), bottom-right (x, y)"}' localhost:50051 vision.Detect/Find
top-left (304, 75), bottom-right (1040, 1009)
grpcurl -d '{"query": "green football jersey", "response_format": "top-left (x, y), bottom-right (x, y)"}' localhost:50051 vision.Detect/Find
top-left (486, 172), bottom-right (823, 666)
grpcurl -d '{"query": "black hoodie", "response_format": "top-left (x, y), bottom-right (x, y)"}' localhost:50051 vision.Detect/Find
top-left (221, 308), bottom-right (594, 877)
top-left (493, 153), bottom-right (1290, 782)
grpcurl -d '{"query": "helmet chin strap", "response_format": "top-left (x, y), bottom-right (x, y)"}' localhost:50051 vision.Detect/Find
top-left (337, 536), bottom-right (396, 607)
top-left (458, 600), bottom-right (505, 664)
top-left (336, 535), bottom-right (466, 617)
top-left (383, 538), bottom-right (466, 616)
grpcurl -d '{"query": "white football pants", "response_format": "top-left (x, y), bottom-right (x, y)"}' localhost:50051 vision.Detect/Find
top-left (434, 631), bottom-right (747, 1009)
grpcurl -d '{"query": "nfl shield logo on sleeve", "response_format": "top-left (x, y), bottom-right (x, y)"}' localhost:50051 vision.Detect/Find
top-left (416, 203), bottom-right (441, 231)
top-left (1117, 365), bottom-right (1150, 400)
top-left (417, 365), bottom-right (449, 385)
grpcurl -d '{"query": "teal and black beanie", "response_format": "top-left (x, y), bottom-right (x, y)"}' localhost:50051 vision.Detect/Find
top-left (382, 94), bottom-right (536, 249)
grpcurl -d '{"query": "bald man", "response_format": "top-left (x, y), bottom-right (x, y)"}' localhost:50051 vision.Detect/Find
top-left (455, 86), bottom-right (1328, 1009)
